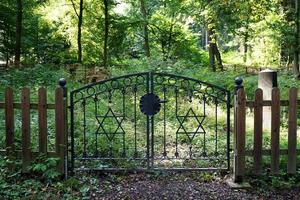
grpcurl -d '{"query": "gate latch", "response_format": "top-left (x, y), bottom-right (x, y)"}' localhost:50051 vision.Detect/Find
top-left (139, 93), bottom-right (167, 116)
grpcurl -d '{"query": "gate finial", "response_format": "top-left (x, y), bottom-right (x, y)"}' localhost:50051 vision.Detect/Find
top-left (58, 78), bottom-right (67, 97)
top-left (234, 77), bottom-right (243, 94)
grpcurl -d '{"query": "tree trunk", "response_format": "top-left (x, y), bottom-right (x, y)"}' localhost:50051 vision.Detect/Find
top-left (15, 0), bottom-right (22, 67)
top-left (294, 0), bottom-right (300, 77)
top-left (4, 27), bottom-right (10, 68)
top-left (208, 43), bottom-right (216, 71)
top-left (214, 44), bottom-right (223, 71)
top-left (5, 23), bottom-right (10, 67)
top-left (161, 40), bottom-right (166, 60)
top-left (201, 26), bottom-right (207, 49)
top-left (243, 25), bottom-right (249, 63)
top-left (140, 0), bottom-right (150, 57)
top-left (166, 17), bottom-right (175, 59)
top-left (77, 0), bottom-right (83, 63)
top-left (36, 18), bottom-right (40, 62)
top-left (103, 0), bottom-right (109, 68)
top-left (208, 28), bottom-right (223, 71)
top-left (208, 29), bottom-right (215, 71)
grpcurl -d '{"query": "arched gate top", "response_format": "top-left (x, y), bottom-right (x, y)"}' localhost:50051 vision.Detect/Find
top-left (70, 72), bottom-right (230, 103)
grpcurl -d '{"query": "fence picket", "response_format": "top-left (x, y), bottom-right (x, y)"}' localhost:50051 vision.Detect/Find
top-left (287, 88), bottom-right (298, 173)
top-left (21, 88), bottom-right (31, 169)
top-left (253, 89), bottom-right (263, 174)
top-left (55, 87), bottom-right (65, 173)
top-left (5, 87), bottom-right (14, 154)
top-left (0, 84), bottom-right (68, 175)
top-left (38, 87), bottom-right (47, 154)
top-left (271, 88), bottom-right (280, 173)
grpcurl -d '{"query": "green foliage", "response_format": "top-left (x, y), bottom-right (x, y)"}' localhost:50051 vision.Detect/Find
top-left (1, 0), bottom-right (297, 69)
top-left (249, 171), bottom-right (300, 190)
top-left (28, 155), bottom-right (61, 181)
top-left (0, 155), bottom-right (90, 199)
top-left (1, 0), bottom-right (300, 197)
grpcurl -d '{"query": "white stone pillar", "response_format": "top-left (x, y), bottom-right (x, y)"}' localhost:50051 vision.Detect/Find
top-left (258, 69), bottom-right (278, 130)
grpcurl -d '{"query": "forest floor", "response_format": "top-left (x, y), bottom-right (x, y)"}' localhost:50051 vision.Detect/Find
top-left (82, 172), bottom-right (300, 200)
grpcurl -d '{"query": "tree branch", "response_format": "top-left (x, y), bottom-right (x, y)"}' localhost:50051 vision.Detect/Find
top-left (70, 0), bottom-right (79, 18)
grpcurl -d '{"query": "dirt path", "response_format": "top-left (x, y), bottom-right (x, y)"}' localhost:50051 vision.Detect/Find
top-left (85, 173), bottom-right (300, 200)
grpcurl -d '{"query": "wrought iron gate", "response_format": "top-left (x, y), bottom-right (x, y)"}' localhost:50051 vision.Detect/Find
top-left (69, 72), bottom-right (231, 172)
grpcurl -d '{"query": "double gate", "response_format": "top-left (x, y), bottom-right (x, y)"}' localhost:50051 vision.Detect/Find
top-left (69, 72), bottom-right (231, 172)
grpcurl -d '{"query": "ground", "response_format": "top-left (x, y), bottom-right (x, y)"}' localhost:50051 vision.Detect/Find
top-left (80, 172), bottom-right (300, 200)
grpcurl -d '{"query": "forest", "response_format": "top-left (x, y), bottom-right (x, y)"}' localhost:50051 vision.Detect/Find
top-left (1, 0), bottom-right (300, 199)
top-left (0, 0), bottom-right (299, 73)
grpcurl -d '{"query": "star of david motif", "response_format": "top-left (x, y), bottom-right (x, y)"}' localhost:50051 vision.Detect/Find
top-left (176, 108), bottom-right (206, 143)
top-left (95, 107), bottom-right (125, 142)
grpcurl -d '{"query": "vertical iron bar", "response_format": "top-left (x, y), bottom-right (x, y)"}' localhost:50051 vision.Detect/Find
top-left (146, 73), bottom-right (150, 168)
top-left (227, 91), bottom-right (231, 170)
top-left (94, 95), bottom-right (98, 156)
top-left (134, 86), bottom-right (137, 157)
top-left (82, 99), bottom-right (87, 157)
top-left (150, 72), bottom-right (154, 167)
top-left (95, 126), bottom-right (98, 156)
top-left (70, 93), bottom-right (75, 175)
top-left (203, 95), bottom-right (206, 116)
top-left (122, 89), bottom-right (126, 157)
top-left (163, 85), bottom-right (167, 157)
top-left (203, 95), bottom-right (206, 154)
top-left (215, 98), bottom-right (218, 155)
top-left (175, 87), bottom-right (179, 157)
top-left (146, 116), bottom-right (150, 168)
top-left (151, 116), bottom-right (154, 167)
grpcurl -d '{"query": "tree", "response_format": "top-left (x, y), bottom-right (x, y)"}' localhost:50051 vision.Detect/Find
top-left (294, 0), bottom-right (300, 78)
top-left (70, 0), bottom-right (84, 64)
top-left (103, 0), bottom-right (109, 68)
top-left (15, 0), bottom-right (22, 66)
top-left (204, 0), bottom-right (223, 71)
top-left (0, 1), bottom-right (15, 67)
top-left (140, 0), bottom-right (150, 57)
top-left (208, 27), bottom-right (223, 71)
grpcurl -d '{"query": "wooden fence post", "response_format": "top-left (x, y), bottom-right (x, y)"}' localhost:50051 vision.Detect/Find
top-left (59, 78), bottom-right (68, 178)
top-left (253, 89), bottom-right (263, 174)
top-left (22, 88), bottom-right (31, 170)
top-left (38, 87), bottom-right (47, 154)
top-left (5, 87), bottom-right (15, 170)
top-left (233, 77), bottom-right (246, 183)
top-left (55, 78), bottom-right (67, 175)
top-left (5, 87), bottom-right (14, 155)
top-left (271, 87), bottom-right (280, 174)
top-left (287, 87), bottom-right (297, 173)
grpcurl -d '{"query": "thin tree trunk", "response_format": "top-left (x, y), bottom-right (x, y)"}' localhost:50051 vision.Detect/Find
top-left (140, 0), bottom-right (150, 57)
top-left (208, 26), bottom-right (223, 71)
top-left (214, 44), bottom-right (223, 71)
top-left (208, 44), bottom-right (216, 71)
top-left (77, 0), bottom-right (83, 63)
top-left (201, 26), bottom-right (207, 49)
top-left (208, 29), bottom-right (216, 71)
top-left (15, 0), bottom-right (22, 67)
top-left (294, 0), bottom-right (300, 77)
top-left (243, 27), bottom-right (249, 63)
top-left (71, 0), bottom-right (84, 63)
top-left (161, 40), bottom-right (166, 60)
top-left (103, 0), bottom-right (109, 68)
top-left (166, 17), bottom-right (175, 59)
top-left (5, 23), bottom-right (9, 67)
top-left (36, 18), bottom-right (40, 62)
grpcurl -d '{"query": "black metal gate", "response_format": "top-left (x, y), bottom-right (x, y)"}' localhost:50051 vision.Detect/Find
top-left (69, 72), bottom-right (231, 172)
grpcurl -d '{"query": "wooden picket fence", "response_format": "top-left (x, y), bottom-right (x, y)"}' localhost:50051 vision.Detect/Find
top-left (0, 82), bottom-right (67, 174)
top-left (234, 86), bottom-right (299, 182)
